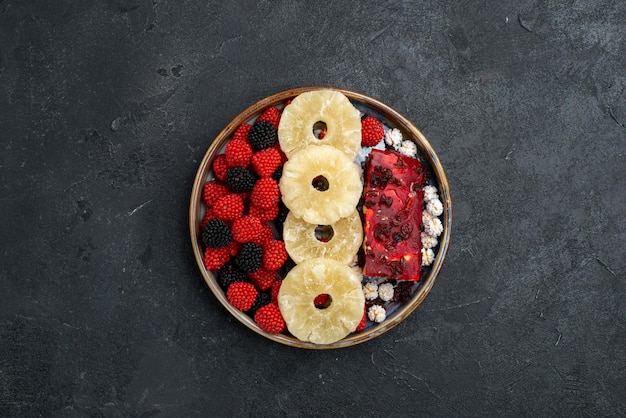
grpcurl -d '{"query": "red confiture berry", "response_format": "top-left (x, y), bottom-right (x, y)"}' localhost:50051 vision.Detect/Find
top-left (203, 246), bottom-right (231, 270)
top-left (313, 293), bottom-right (329, 307)
top-left (212, 154), bottom-right (229, 182)
top-left (262, 240), bottom-right (288, 271)
top-left (250, 177), bottom-right (280, 209)
top-left (256, 106), bottom-right (281, 130)
top-left (355, 307), bottom-right (367, 332)
top-left (252, 223), bottom-right (274, 246)
top-left (227, 281), bottom-right (258, 311)
top-left (227, 240), bottom-right (242, 256)
top-left (270, 279), bottom-right (282, 304)
top-left (274, 144), bottom-right (288, 164)
top-left (249, 202), bottom-right (279, 223)
top-left (361, 116), bottom-right (385, 147)
top-left (212, 193), bottom-right (245, 221)
top-left (225, 139), bottom-right (253, 168)
top-left (231, 215), bottom-right (263, 243)
top-left (254, 303), bottom-right (285, 334)
top-left (202, 180), bottom-right (229, 207)
top-left (232, 123), bottom-right (252, 143)
top-left (237, 191), bottom-right (251, 206)
top-left (247, 267), bottom-right (276, 291)
top-left (251, 147), bottom-right (283, 178)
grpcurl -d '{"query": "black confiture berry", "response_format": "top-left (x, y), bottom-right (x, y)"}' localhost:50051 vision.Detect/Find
top-left (217, 262), bottom-right (248, 289)
top-left (280, 256), bottom-right (297, 276)
top-left (234, 242), bottom-right (263, 273)
top-left (226, 167), bottom-right (257, 193)
top-left (249, 291), bottom-right (271, 317)
top-left (271, 165), bottom-right (283, 183)
top-left (248, 120), bottom-right (278, 151)
top-left (202, 218), bottom-right (232, 248)
top-left (275, 201), bottom-right (289, 234)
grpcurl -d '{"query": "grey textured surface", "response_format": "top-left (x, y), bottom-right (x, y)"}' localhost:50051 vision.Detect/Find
top-left (1, 0), bottom-right (625, 416)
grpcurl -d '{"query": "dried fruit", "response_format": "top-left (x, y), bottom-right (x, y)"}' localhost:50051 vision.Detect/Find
top-left (277, 258), bottom-right (364, 344)
top-left (279, 145), bottom-right (361, 225)
top-left (282, 210), bottom-right (362, 265)
top-left (278, 89), bottom-right (361, 159)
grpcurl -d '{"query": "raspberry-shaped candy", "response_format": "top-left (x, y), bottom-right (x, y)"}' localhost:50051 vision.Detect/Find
top-left (202, 218), bottom-right (232, 248)
top-left (203, 246), bottom-right (231, 271)
top-left (270, 279), bottom-right (282, 304)
top-left (275, 144), bottom-right (288, 164)
top-left (226, 281), bottom-right (258, 311)
top-left (212, 154), bottom-right (228, 182)
top-left (249, 203), bottom-right (279, 223)
top-left (231, 215), bottom-right (263, 243)
top-left (226, 167), bottom-right (257, 193)
top-left (262, 240), bottom-right (288, 271)
top-left (237, 191), bottom-right (251, 207)
top-left (249, 291), bottom-right (271, 317)
top-left (314, 293), bottom-right (330, 308)
top-left (251, 147), bottom-right (283, 178)
top-left (361, 116), bottom-right (384, 147)
top-left (212, 194), bottom-right (244, 221)
top-left (280, 256), bottom-right (296, 276)
top-left (252, 223), bottom-right (274, 246)
top-left (217, 261), bottom-right (247, 290)
top-left (227, 241), bottom-right (242, 256)
top-left (234, 242), bottom-right (263, 272)
top-left (256, 106), bottom-right (281, 130)
top-left (232, 123), bottom-right (252, 143)
top-left (355, 307), bottom-right (367, 332)
top-left (250, 177), bottom-right (280, 209)
top-left (254, 303), bottom-right (285, 334)
top-left (248, 120), bottom-right (277, 151)
top-left (225, 139), bottom-right (253, 168)
top-left (276, 201), bottom-right (289, 225)
top-left (271, 165), bottom-right (283, 183)
top-left (202, 180), bottom-right (229, 207)
top-left (248, 267), bottom-right (276, 291)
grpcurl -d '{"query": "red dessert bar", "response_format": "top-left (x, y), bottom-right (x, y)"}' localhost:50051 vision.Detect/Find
top-left (362, 149), bottom-right (425, 281)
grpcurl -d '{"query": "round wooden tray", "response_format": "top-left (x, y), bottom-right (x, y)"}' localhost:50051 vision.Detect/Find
top-left (189, 86), bottom-right (452, 349)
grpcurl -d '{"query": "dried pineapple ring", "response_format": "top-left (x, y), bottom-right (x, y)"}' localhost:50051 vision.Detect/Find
top-left (283, 210), bottom-right (363, 265)
top-left (277, 258), bottom-right (365, 344)
top-left (278, 90), bottom-right (362, 159)
top-left (279, 145), bottom-right (362, 225)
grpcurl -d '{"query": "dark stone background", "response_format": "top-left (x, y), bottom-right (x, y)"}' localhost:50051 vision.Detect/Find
top-left (1, 0), bottom-right (625, 416)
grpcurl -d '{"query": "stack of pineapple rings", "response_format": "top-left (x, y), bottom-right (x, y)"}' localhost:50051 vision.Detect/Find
top-left (276, 90), bottom-right (366, 344)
